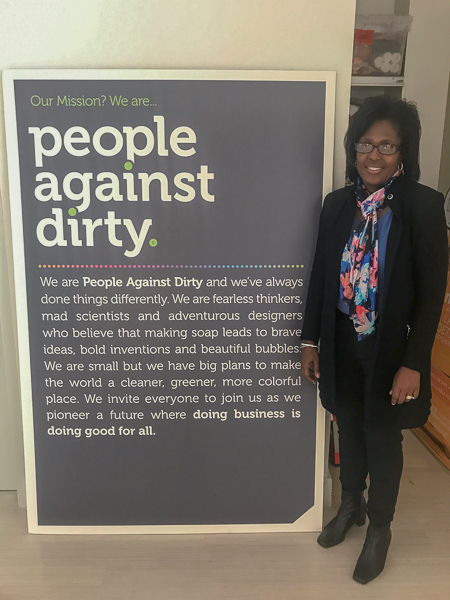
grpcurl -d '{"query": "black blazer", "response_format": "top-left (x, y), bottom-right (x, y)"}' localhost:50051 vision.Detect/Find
top-left (302, 176), bottom-right (448, 428)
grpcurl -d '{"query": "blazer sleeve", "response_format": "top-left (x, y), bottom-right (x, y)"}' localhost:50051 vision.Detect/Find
top-left (301, 193), bottom-right (334, 343)
top-left (401, 189), bottom-right (448, 372)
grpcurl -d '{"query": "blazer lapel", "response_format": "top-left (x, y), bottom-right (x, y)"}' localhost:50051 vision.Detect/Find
top-left (328, 186), bottom-right (356, 292)
top-left (333, 185), bottom-right (357, 254)
top-left (380, 178), bottom-right (404, 316)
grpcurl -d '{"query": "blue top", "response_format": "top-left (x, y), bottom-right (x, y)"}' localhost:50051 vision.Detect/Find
top-left (337, 208), bottom-right (393, 315)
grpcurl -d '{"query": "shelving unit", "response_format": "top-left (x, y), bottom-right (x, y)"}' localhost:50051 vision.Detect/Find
top-left (351, 1), bottom-right (411, 105)
top-left (351, 76), bottom-right (405, 87)
top-left (350, 81), bottom-right (404, 104)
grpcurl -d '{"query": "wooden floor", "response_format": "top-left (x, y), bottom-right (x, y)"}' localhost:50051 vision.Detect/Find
top-left (1, 431), bottom-right (449, 600)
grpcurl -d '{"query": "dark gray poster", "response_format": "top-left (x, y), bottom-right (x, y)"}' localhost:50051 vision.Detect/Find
top-left (4, 71), bottom-right (333, 532)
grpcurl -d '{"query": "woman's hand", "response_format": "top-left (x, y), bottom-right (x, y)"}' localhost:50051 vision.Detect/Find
top-left (301, 343), bottom-right (320, 384)
top-left (390, 366), bottom-right (420, 405)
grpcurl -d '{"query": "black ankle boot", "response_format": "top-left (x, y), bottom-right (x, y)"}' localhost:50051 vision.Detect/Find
top-left (317, 491), bottom-right (366, 548)
top-left (353, 522), bottom-right (392, 584)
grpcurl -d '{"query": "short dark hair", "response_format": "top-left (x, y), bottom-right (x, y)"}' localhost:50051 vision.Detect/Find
top-left (345, 96), bottom-right (421, 183)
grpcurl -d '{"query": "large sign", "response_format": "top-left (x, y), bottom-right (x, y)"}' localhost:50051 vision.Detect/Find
top-left (4, 71), bottom-right (334, 533)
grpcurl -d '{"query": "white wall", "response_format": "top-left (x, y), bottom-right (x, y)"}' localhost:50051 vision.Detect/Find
top-left (403, 0), bottom-right (450, 189)
top-left (0, 0), bottom-right (357, 500)
top-left (438, 77), bottom-right (450, 196)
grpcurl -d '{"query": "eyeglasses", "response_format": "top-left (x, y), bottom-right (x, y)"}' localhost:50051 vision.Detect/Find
top-left (355, 142), bottom-right (400, 155)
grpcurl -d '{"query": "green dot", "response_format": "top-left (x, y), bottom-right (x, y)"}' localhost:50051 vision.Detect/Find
top-left (124, 161), bottom-right (133, 171)
top-left (68, 208), bottom-right (77, 216)
top-left (149, 239), bottom-right (158, 247)
top-left (301, 265), bottom-right (304, 268)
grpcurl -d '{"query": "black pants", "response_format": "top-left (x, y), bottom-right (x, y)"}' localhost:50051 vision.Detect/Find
top-left (334, 310), bottom-right (404, 527)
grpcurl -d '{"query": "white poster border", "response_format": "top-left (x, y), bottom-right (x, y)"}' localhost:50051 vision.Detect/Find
top-left (3, 69), bottom-right (334, 534)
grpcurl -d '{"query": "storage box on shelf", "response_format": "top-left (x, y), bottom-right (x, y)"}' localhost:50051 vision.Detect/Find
top-left (353, 15), bottom-right (412, 78)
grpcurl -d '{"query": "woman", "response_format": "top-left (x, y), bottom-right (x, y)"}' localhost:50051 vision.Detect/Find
top-left (301, 96), bottom-right (447, 584)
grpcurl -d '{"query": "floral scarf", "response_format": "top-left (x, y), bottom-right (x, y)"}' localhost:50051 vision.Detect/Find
top-left (339, 170), bottom-right (401, 340)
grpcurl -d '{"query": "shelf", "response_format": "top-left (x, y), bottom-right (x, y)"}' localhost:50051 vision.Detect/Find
top-left (351, 76), bottom-right (405, 87)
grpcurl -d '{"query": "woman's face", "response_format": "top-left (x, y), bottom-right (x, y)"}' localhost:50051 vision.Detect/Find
top-left (356, 119), bottom-right (402, 193)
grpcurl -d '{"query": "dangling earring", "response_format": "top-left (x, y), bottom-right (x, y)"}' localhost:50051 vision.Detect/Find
top-left (398, 162), bottom-right (404, 173)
